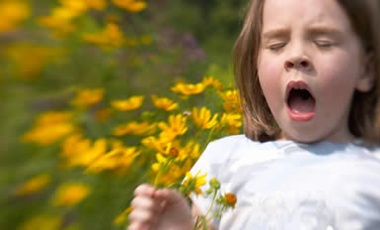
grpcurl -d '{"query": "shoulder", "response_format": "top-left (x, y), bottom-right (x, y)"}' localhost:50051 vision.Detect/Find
top-left (313, 142), bottom-right (380, 176)
top-left (201, 135), bottom-right (265, 162)
top-left (206, 134), bottom-right (259, 152)
top-left (208, 134), bottom-right (258, 148)
top-left (372, 147), bottom-right (380, 160)
top-left (341, 144), bottom-right (380, 169)
top-left (191, 135), bottom-right (284, 181)
top-left (190, 135), bottom-right (261, 177)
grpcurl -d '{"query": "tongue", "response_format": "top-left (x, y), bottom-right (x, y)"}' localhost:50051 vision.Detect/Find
top-left (288, 96), bottom-right (315, 113)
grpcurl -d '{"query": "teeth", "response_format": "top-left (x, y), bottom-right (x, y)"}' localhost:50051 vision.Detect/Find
top-left (293, 86), bottom-right (304, 90)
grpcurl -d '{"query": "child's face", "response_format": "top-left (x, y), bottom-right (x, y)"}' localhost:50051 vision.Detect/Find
top-left (257, 0), bottom-right (373, 143)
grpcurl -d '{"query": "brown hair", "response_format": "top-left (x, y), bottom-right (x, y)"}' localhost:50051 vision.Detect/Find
top-left (233, 0), bottom-right (380, 144)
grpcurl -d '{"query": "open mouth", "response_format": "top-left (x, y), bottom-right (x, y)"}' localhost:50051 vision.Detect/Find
top-left (287, 88), bottom-right (315, 113)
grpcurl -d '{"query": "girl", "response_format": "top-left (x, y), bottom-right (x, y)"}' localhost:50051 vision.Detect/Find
top-left (128, 0), bottom-right (380, 229)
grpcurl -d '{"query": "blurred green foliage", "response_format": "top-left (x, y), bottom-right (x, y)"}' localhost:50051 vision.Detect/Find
top-left (0, 0), bottom-right (246, 229)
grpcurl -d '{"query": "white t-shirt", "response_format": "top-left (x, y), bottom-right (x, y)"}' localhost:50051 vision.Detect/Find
top-left (190, 135), bottom-right (380, 230)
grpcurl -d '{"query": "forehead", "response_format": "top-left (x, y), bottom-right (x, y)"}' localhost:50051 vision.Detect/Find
top-left (261, 0), bottom-right (352, 31)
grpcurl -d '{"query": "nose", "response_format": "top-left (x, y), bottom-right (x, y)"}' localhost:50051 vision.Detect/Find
top-left (284, 56), bottom-right (312, 71)
top-left (284, 41), bottom-right (313, 71)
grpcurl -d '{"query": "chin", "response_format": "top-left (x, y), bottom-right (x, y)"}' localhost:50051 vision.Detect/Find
top-left (282, 132), bottom-right (323, 144)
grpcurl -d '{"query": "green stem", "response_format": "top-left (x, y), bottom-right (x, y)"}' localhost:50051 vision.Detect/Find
top-left (192, 216), bottom-right (208, 230)
top-left (153, 158), bottom-right (172, 187)
top-left (153, 169), bottom-right (162, 187)
top-left (193, 216), bottom-right (201, 230)
top-left (204, 189), bottom-right (217, 219)
top-left (203, 126), bottom-right (216, 150)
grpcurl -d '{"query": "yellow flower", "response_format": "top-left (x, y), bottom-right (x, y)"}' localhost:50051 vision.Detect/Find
top-left (60, 0), bottom-right (88, 13)
top-left (61, 133), bottom-right (90, 159)
top-left (151, 95), bottom-right (178, 111)
top-left (39, 0), bottom-right (105, 36)
top-left (220, 113), bottom-right (243, 134)
top-left (0, 1), bottom-right (30, 33)
top-left (159, 141), bottom-right (200, 161)
top-left (151, 153), bottom-right (167, 172)
top-left (15, 174), bottom-right (51, 196)
top-left (18, 215), bottom-right (61, 230)
top-left (158, 130), bottom-right (180, 143)
top-left (22, 111), bottom-right (75, 146)
top-left (82, 23), bottom-right (124, 48)
top-left (171, 82), bottom-right (206, 96)
top-left (62, 136), bottom-right (107, 167)
top-left (85, 0), bottom-right (107, 10)
top-left (112, 0), bottom-right (146, 13)
top-left (37, 3), bottom-right (82, 36)
top-left (181, 171), bottom-right (207, 196)
top-left (157, 141), bottom-right (180, 158)
top-left (166, 146), bottom-right (179, 158)
top-left (202, 76), bottom-right (222, 90)
top-left (23, 123), bottom-right (74, 146)
top-left (51, 183), bottom-right (90, 207)
top-left (151, 154), bottom-right (192, 187)
top-left (192, 107), bottom-right (219, 130)
top-left (181, 141), bottom-right (201, 160)
top-left (86, 146), bottom-right (140, 173)
top-left (52, 6), bottom-right (79, 20)
top-left (32, 111), bottom-right (72, 125)
top-left (220, 89), bottom-right (242, 113)
top-left (6, 44), bottom-right (65, 80)
top-left (111, 96), bottom-right (144, 111)
top-left (141, 135), bottom-right (172, 152)
top-left (158, 114), bottom-right (188, 137)
top-left (113, 121), bottom-right (156, 136)
top-left (71, 88), bottom-right (104, 109)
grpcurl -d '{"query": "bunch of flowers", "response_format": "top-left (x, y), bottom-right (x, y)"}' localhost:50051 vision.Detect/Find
top-left (192, 177), bottom-right (237, 229)
top-left (20, 76), bottom-right (242, 228)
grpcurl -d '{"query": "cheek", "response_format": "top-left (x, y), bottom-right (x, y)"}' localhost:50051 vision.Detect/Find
top-left (315, 59), bottom-right (361, 115)
top-left (317, 55), bottom-right (360, 94)
top-left (321, 46), bottom-right (363, 79)
top-left (257, 56), bottom-right (283, 98)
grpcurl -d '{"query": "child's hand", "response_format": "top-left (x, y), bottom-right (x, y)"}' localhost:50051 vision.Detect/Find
top-left (128, 184), bottom-right (194, 230)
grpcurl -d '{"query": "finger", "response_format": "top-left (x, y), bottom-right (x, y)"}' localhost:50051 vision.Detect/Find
top-left (127, 222), bottom-right (151, 230)
top-left (131, 195), bottom-right (163, 212)
top-left (134, 184), bottom-right (156, 197)
top-left (128, 208), bottom-right (158, 225)
top-left (154, 188), bottom-right (185, 205)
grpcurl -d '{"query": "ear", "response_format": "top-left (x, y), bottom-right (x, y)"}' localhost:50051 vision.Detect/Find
top-left (356, 52), bottom-right (375, 92)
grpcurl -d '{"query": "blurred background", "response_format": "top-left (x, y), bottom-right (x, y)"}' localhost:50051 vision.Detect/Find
top-left (0, 0), bottom-right (246, 229)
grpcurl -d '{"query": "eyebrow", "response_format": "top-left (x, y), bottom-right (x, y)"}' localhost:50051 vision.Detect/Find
top-left (306, 26), bottom-right (344, 37)
top-left (261, 26), bottom-right (344, 41)
top-left (261, 28), bottom-right (289, 40)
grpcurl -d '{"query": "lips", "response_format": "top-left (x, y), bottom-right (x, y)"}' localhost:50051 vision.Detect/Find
top-left (286, 81), bottom-right (316, 122)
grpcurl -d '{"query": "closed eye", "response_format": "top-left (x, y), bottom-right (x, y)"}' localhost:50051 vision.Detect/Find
top-left (267, 42), bottom-right (286, 51)
top-left (314, 40), bottom-right (336, 49)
